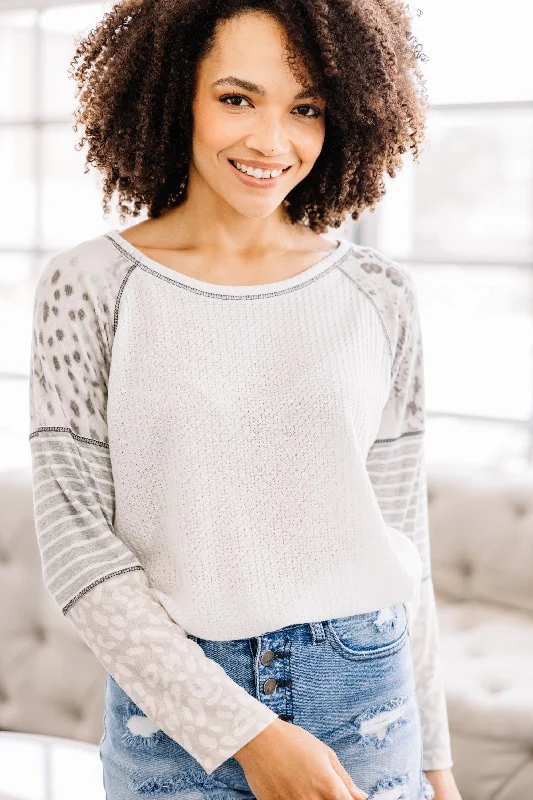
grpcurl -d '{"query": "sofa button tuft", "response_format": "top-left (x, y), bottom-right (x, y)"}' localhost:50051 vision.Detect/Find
top-left (513, 502), bottom-right (527, 517)
top-left (34, 625), bottom-right (47, 643)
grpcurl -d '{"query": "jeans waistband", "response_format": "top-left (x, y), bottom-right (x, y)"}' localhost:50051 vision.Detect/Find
top-left (187, 620), bottom-right (327, 645)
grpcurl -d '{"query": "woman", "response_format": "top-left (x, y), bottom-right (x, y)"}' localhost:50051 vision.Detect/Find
top-left (28, 1), bottom-right (461, 798)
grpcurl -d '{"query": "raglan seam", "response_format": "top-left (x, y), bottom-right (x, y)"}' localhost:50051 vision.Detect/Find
top-left (392, 282), bottom-right (415, 385)
top-left (114, 261), bottom-right (139, 335)
top-left (335, 261), bottom-right (394, 367)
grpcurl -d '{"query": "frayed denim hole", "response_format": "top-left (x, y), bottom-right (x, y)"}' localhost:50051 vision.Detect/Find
top-left (121, 700), bottom-right (167, 749)
top-left (352, 696), bottom-right (410, 750)
top-left (132, 773), bottom-right (200, 796)
top-left (373, 606), bottom-right (397, 633)
top-left (368, 773), bottom-right (409, 799)
top-left (132, 768), bottom-right (232, 798)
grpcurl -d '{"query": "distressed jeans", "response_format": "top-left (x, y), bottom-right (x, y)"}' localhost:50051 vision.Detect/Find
top-left (99, 601), bottom-right (435, 799)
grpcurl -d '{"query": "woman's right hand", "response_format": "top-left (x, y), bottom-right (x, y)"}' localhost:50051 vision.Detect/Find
top-left (234, 717), bottom-right (368, 800)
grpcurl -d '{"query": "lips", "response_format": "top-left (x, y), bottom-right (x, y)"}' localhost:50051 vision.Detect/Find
top-left (227, 158), bottom-right (293, 189)
top-left (229, 159), bottom-right (290, 175)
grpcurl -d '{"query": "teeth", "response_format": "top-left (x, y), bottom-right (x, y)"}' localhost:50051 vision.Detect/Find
top-left (233, 160), bottom-right (284, 179)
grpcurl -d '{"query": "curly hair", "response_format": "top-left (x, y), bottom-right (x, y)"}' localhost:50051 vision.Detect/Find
top-left (69, 0), bottom-right (428, 233)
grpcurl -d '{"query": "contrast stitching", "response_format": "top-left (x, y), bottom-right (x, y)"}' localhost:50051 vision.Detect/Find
top-left (105, 233), bottom-right (353, 300)
top-left (114, 262), bottom-right (138, 335)
top-left (371, 430), bottom-right (425, 444)
top-left (29, 426), bottom-right (110, 449)
top-left (336, 263), bottom-right (394, 365)
top-left (62, 566), bottom-right (145, 614)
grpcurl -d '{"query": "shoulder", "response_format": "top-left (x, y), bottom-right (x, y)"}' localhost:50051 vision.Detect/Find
top-left (340, 242), bottom-right (417, 303)
top-left (340, 242), bottom-right (419, 356)
top-left (37, 232), bottom-right (133, 291)
top-left (33, 232), bottom-right (135, 333)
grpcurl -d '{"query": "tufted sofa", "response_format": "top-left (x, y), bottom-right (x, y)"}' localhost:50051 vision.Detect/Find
top-left (1, 464), bottom-right (532, 800)
top-left (427, 467), bottom-right (533, 800)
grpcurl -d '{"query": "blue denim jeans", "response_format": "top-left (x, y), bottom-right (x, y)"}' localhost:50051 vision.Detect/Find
top-left (99, 601), bottom-right (435, 799)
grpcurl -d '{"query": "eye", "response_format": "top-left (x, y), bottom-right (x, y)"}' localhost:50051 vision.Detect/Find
top-left (294, 104), bottom-right (323, 119)
top-left (219, 93), bottom-right (252, 109)
top-left (219, 93), bottom-right (323, 119)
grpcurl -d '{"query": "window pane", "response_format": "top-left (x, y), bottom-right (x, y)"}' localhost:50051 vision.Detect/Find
top-left (40, 4), bottom-right (111, 121)
top-left (0, 10), bottom-right (37, 122)
top-left (409, 263), bottom-right (533, 421)
top-left (415, 0), bottom-right (533, 103)
top-left (0, 126), bottom-right (37, 248)
top-left (426, 416), bottom-right (530, 474)
top-left (0, 376), bottom-right (31, 472)
top-left (373, 107), bottom-right (533, 263)
top-left (0, 252), bottom-right (35, 376)
top-left (41, 123), bottom-right (123, 251)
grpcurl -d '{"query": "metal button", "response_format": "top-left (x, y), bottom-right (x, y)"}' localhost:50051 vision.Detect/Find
top-left (261, 649), bottom-right (275, 666)
top-left (262, 678), bottom-right (277, 695)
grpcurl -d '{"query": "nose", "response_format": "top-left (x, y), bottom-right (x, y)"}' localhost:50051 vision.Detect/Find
top-left (243, 112), bottom-right (292, 160)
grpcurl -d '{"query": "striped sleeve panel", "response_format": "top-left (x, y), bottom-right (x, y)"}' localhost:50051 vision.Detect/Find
top-left (366, 431), bottom-right (431, 582)
top-left (29, 430), bottom-right (143, 613)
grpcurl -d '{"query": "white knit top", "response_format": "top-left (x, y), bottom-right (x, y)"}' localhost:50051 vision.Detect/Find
top-left (28, 228), bottom-right (452, 775)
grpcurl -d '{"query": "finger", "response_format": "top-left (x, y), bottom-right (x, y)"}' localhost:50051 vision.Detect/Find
top-left (329, 757), bottom-right (368, 800)
top-left (332, 771), bottom-right (368, 800)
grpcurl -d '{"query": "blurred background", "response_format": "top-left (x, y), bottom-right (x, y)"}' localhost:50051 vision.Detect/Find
top-left (0, 2), bottom-right (532, 799)
top-left (1, 0), bottom-right (533, 474)
top-left (2, 0), bottom-right (533, 474)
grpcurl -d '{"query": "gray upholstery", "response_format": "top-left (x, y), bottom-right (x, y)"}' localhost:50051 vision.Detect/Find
top-left (0, 468), bottom-right (106, 744)
top-left (427, 468), bottom-right (533, 800)
top-left (1, 464), bottom-right (532, 800)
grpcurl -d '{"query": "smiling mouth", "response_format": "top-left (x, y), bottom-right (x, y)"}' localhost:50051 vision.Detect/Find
top-left (228, 160), bottom-right (291, 177)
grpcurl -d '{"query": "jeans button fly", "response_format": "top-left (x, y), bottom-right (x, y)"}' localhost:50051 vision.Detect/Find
top-left (262, 677), bottom-right (277, 694)
top-left (261, 649), bottom-right (275, 666)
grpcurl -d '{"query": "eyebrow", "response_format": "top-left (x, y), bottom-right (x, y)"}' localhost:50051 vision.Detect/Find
top-left (211, 76), bottom-right (324, 101)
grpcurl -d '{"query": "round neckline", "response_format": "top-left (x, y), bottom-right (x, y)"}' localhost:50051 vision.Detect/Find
top-left (105, 228), bottom-right (352, 296)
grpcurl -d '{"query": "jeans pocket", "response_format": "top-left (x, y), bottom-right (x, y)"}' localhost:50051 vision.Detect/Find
top-left (325, 601), bottom-right (408, 660)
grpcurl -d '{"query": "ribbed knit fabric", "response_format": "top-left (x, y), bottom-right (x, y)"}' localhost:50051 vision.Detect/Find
top-left (28, 228), bottom-right (453, 774)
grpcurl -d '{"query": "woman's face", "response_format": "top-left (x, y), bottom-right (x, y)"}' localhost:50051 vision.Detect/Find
top-left (190, 10), bottom-right (326, 220)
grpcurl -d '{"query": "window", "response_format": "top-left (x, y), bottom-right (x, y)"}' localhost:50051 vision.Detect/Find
top-left (0, 2), bottom-right (120, 469)
top-left (1, 0), bottom-right (531, 473)
top-left (357, 0), bottom-right (533, 473)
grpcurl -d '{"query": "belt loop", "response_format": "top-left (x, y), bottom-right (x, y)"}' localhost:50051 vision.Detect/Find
top-left (308, 621), bottom-right (326, 643)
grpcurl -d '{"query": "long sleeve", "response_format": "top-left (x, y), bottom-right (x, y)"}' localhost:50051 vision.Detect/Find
top-left (364, 271), bottom-right (453, 772)
top-left (28, 250), bottom-right (279, 775)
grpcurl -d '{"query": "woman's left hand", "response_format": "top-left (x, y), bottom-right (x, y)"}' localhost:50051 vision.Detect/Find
top-left (424, 768), bottom-right (462, 800)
